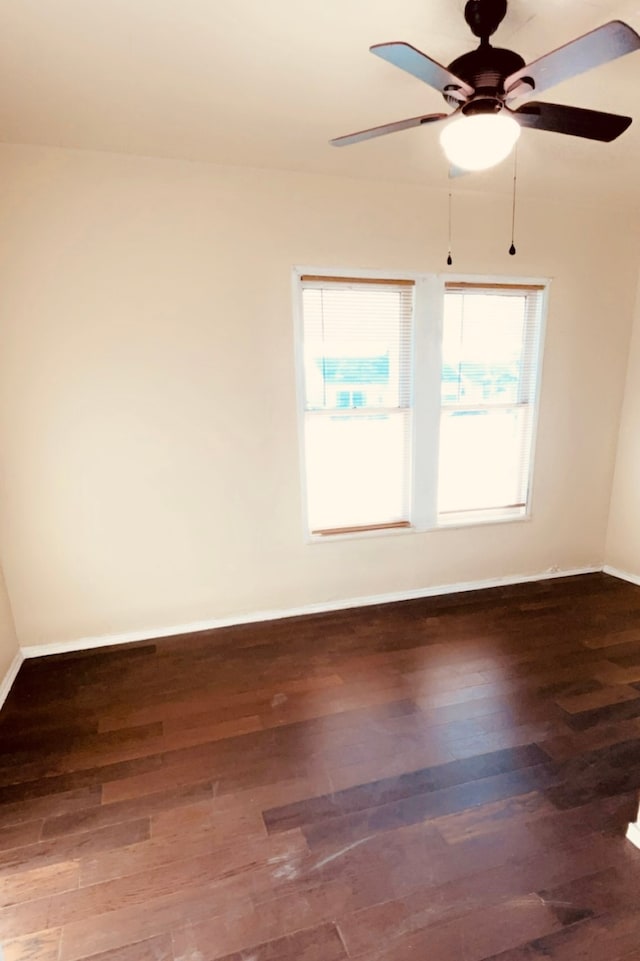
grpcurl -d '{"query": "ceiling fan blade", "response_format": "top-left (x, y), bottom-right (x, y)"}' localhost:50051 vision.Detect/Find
top-left (505, 20), bottom-right (640, 99)
top-left (513, 101), bottom-right (632, 142)
top-left (371, 42), bottom-right (474, 99)
top-left (330, 112), bottom-right (449, 147)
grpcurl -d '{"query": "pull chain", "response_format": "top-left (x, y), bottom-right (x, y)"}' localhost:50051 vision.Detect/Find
top-left (509, 145), bottom-right (518, 256)
top-left (447, 190), bottom-right (453, 266)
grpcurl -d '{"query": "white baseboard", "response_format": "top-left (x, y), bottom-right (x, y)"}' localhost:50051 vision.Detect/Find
top-left (0, 648), bottom-right (23, 711)
top-left (19, 565), bottom-right (601, 661)
top-left (626, 820), bottom-right (640, 850)
top-left (602, 564), bottom-right (640, 587)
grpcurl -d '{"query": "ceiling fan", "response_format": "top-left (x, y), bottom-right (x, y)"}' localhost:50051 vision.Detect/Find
top-left (331, 0), bottom-right (640, 170)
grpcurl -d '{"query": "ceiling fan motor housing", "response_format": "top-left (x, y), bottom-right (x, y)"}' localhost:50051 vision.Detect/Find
top-left (445, 46), bottom-right (526, 107)
top-left (464, 0), bottom-right (509, 41)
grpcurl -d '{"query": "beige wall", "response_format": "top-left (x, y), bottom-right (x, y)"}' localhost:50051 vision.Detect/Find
top-left (606, 273), bottom-right (640, 577)
top-left (0, 563), bottom-right (19, 689)
top-left (0, 144), bottom-right (636, 649)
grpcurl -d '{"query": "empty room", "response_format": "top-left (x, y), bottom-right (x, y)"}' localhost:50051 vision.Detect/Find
top-left (3, 0), bottom-right (640, 959)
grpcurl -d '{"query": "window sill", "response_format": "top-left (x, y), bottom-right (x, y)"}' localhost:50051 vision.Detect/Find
top-left (435, 506), bottom-right (529, 529)
top-left (307, 524), bottom-right (416, 544)
top-left (306, 509), bottom-right (531, 542)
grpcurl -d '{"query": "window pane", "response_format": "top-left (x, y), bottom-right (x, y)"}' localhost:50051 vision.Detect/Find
top-left (305, 410), bottom-right (411, 531)
top-left (300, 279), bottom-right (414, 535)
top-left (442, 293), bottom-right (526, 406)
top-left (438, 285), bottom-right (543, 522)
top-left (303, 287), bottom-right (411, 411)
top-left (438, 407), bottom-right (531, 515)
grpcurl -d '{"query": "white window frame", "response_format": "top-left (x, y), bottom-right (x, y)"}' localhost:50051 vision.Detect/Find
top-left (293, 267), bottom-right (549, 542)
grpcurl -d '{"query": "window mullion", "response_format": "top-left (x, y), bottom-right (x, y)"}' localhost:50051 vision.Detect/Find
top-left (412, 275), bottom-right (443, 531)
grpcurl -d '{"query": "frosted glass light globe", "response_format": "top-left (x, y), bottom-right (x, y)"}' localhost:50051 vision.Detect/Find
top-left (440, 113), bottom-right (521, 171)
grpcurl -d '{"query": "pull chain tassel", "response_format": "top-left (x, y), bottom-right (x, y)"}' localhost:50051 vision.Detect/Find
top-left (447, 191), bottom-right (453, 266)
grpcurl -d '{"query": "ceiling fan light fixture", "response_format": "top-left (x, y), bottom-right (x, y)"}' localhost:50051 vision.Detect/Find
top-left (439, 113), bottom-right (521, 171)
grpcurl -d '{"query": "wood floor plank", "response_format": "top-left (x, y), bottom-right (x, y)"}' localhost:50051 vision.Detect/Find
top-left (558, 695), bottom-right (640, 731)
top-left (73, 934), bottom-right (174, 961)
top-left (2, 840), bottom-right (297, 940)
top-left (0, 860), bottom-right (80, 909)
top-left (0, 819), bottom-right (43, 852)
top-left (0, 787), bottom-right (103, 830)
top-left (479, 904), bottom-right (640, 961)
top-left (2, 928), bottom-right (62, 961)
top-left (538, 715), bottom-right (640, 762)
top-left (263, 744), bottom-right (549, 834)
top-left (336, 831), bottom-right (626, 956)
top-left (544, 737), bottom-right (640, 809)
top-left (168, 883), bottom-right (353, 961)
top-left (301, 764), bottom-right (557, 849)
top-left (429, 790), bottom-right (556, 844)
top-left (207, 923), bottom-right (347, 961)
top-left (79, 824), bottom-right (307, 888)
top-left (555, 683), bottom-right (640, 714)
top-left (0, 818), bottom-right (150, 877)
top-left (0, 755), bottom-right (165, 803)
top-left (340, 895), bottom-right (570, 961)
top-left (444, 718), bottom-right (566, 759)
top-left (40, 780), bottom-right (213, 839)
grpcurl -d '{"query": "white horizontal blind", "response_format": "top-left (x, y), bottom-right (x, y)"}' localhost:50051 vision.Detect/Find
top-left (437, 282), bottom-right (545, 522)
top-left (300, 276), bottom-right (414, 535)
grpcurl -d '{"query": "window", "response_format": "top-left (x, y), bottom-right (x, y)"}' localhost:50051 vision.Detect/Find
top-left (438, 282), bottom-right (545, 525)
top-left (299, 275), bottom-right (413, 535)
top-left (295, 271), bottom-right (546, 537)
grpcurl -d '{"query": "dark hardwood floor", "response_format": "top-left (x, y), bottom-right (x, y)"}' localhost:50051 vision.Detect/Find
top-left (2, 572), bottom-right (640, 960)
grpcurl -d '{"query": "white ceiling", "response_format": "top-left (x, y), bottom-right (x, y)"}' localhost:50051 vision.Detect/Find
top-left (0, 0), bottom-right (639, 202)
